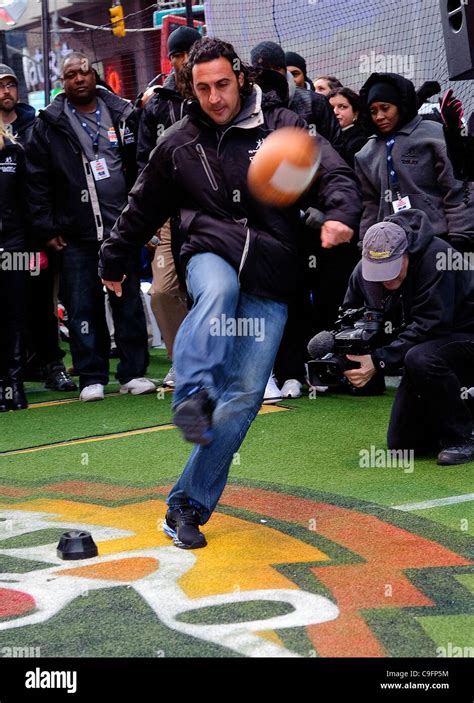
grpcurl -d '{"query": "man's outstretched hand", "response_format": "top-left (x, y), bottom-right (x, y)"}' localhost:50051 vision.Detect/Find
top-left (102, 275), bottom-right (127, 298)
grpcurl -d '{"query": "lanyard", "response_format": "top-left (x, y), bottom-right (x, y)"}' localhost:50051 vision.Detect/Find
top-left (385, 137), bottom-right (401, 199)
top-left (71, 103), bottom-right (102, 158)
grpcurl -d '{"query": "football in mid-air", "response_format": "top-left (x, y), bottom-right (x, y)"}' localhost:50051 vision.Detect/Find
top-left (247, 126), bottom-right (320, 207)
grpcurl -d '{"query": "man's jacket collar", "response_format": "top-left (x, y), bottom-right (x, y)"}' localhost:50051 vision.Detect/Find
top-left (39, 86), bottom-right (133, 125)
top-left (187, 84), bottom-right (264, 131)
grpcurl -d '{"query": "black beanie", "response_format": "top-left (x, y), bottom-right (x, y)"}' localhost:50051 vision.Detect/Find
top-left (250, 41), bottom-right (286, 70)
top-left (284, 51), bottom-right (307, 77)
top-left (167, 26), bottom-right (202, 58)
top-left (367, 81), bottom-right (402, 107)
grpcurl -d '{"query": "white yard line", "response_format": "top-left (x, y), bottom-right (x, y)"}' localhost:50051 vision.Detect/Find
top-left (392, 494), bottom-right (474, 511)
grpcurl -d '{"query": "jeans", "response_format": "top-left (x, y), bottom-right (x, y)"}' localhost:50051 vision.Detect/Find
top-left (168, 253), bottom-right (288, 523)
top-left (61, 240), bottom-right (149, 389)
top-left (388, 334), bottom-right (474, 451)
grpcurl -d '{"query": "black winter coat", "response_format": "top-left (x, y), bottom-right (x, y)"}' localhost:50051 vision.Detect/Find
top-left (136, 73), bottom-right (187, 172)
top-left (255, 69), bottom-right (344, 153)
top-left (344, 208), bottom-right (474, 373)
top-left (10, 103), bottom-right (36, 145)
top-left (100, 86), bottom-right (361, 302)
top-left (340, 123), bottom-right (368, 168)
top-left (25, 87), bottom-right (139, 245)
top-left (443, 118), bottom-right (474, 182)
top-left (0, 138), bottom-right (26, 251)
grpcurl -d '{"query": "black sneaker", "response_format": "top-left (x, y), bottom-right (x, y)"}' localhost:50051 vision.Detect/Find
top-left (173, 389), bottom-right (215, 445)
top-left (163, 506), bottom-right (207, 549)
top-left (45, 366), bottom-right (78, 392)
top-left (437, 437), bottom-right (474, 465)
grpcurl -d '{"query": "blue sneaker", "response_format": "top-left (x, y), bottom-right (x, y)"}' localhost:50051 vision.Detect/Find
top-left (173, 389), bottom-right (215, 445)
top-left (163, 507), bottom-right (207, 549)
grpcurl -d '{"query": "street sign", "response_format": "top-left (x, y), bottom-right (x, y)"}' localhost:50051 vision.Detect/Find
top-left (153, 4), bottom-right (204, 29)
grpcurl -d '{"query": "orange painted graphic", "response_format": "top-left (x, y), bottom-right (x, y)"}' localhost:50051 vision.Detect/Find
top-left (0, 484), bottom-right (471, 657)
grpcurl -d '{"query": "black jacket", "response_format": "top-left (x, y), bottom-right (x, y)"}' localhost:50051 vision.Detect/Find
top-left (100, 85), bottom-right (361, 302)
top-left (340, 123), bottom-right (368, 168)
top-left (0, 137), bottom-right (26, 251)
top-left (25, 87), bottom-right (139, 245)
top-left (344, 209), bottom-right (474, 373)
top-left (255, 69), bottom-right (344, 153)
top-left (10, 102), bottom-right (36, 145)
top-left (136, 73), bottom-right (187, 172)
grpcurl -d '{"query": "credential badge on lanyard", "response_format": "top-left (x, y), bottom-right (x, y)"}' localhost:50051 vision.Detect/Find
top-left (72, 104), bottom-right (111, 181)
top-left (386, 137), bottom-right (411, 213)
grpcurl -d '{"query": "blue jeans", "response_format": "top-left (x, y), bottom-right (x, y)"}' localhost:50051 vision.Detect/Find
top-left (61, 240), bottom-right (149, 389)
top-left (168, 253), bottom-right (288, 523)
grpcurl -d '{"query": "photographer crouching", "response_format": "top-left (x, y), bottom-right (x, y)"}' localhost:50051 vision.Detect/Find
top-left (341, 209), bottom-right (474, 466)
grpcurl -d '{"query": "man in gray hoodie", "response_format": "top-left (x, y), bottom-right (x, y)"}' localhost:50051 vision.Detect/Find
top-left (343, 209), bottom-right (474, 466)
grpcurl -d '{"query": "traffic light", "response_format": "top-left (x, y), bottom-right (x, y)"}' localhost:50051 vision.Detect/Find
top-left (109, 3), bottom-right (126, 38)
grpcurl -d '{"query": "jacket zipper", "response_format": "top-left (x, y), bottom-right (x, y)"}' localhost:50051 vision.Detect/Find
top-left (195, 143), bottom-right (219, 191)
top-left (169, 102), bottom-right (176, 125)
top-left (238, 227), bottom-right (251, 282)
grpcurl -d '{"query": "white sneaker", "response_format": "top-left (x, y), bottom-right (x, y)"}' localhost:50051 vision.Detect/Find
top-left (263, 373), bottom-right (282, 404)
top-left (162, 366), bottom-right (176, 388)
top-left (80, 383), bottom-right (105, 402)
top-left (281, 379), bottom-right (303, 399)
top-left (119, 377), bottom-right (156, 395)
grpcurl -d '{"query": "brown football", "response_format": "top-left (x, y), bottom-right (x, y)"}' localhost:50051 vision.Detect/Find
top-left (247, 126), bottom-right (320, 207)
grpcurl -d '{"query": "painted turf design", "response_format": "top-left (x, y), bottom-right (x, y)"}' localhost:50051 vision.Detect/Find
top-left (0, 479), bottom-right (472, 658)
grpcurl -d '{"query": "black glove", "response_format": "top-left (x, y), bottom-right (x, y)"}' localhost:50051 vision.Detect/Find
top-left (303, 207), bottom-right (325, 230)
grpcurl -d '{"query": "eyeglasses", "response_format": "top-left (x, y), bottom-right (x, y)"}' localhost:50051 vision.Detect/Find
top-left (0, 81), bottom-right (17, 92)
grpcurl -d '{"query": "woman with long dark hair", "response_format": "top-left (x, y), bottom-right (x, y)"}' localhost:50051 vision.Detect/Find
top-left (328, 86), bottom-right (368, 167)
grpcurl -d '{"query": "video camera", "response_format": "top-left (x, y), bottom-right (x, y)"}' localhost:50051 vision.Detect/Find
top-left (306, 307), bottom-right (386, 391)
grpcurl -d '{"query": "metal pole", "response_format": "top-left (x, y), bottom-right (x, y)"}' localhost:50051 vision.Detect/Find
top-left (41, 0), bottom-right (51, 105)
top-left (0, 30), bottom-right (8, 65)
top-left (185, 0), bottom-right (193, 27)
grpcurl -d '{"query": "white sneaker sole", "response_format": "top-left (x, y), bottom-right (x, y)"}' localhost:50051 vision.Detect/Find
top-left (119, 386), bottom-right (156, 395)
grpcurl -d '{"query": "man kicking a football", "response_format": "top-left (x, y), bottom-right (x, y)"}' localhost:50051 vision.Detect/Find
top-left (100, 37), bottom-right (360, 548)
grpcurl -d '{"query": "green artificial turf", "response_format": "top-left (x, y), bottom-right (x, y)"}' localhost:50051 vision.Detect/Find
top-left (0, 347), bottom-right (472, 660)
top-left (1, 349), bottom-right (472, 519)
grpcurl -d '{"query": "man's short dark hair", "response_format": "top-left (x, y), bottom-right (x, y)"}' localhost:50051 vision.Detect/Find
top-left (182, 37), bottom-right (254, 99)
top-left (61, 52), bottom-right (93, 78)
